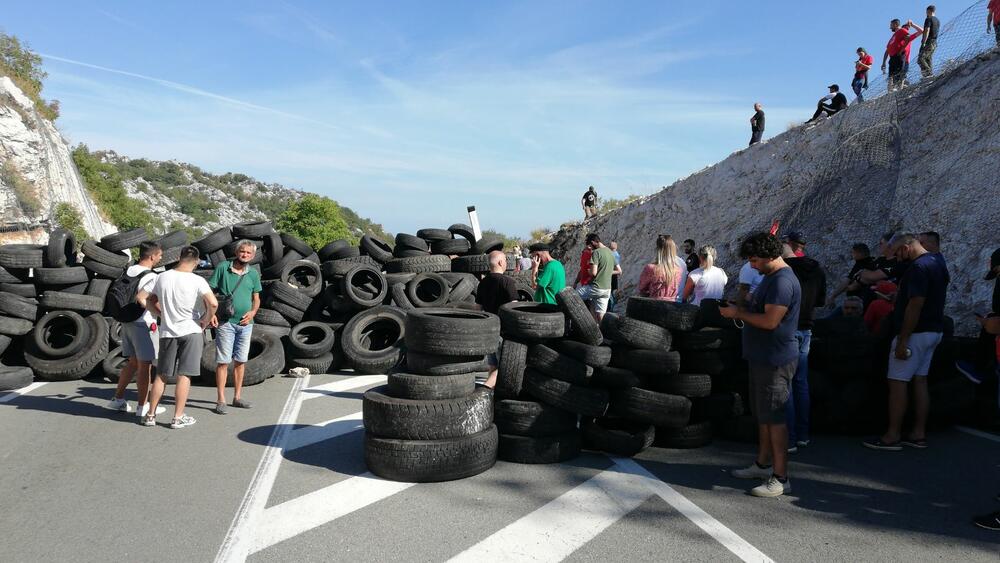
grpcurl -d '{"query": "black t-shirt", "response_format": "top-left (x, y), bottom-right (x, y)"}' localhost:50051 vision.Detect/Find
top-left (583, 191), bottom-right (597, 207)
top-left (992, 278), bottom-right (999, 314)
top-left (752, 110), bottom-right (765, 132)
top-left (873, 256), bottom-right (906, 283)
top-left (847, 256), bottom-right (877, 301)
top-left (831, 92), bottom-right (848, 110)
top-left (685, 253), bottom-right (700, 274)
top-left (787, 257), bottom-right (827, 330)
top-left (475, 273), bottom-right (519, 314)
top-left (892, 252), bottom-right (950, 334)
top-left (924, 16), bottom-right (940, 45)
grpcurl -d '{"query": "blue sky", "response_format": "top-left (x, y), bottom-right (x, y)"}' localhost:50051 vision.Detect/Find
top-left (3, 0), bottom-right (975, 237)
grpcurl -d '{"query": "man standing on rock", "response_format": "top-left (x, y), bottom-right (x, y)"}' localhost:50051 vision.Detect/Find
top-left (852, 48), bottom-right (874, 102)
top-left (882, 19), bottom-right (923, 91)
top-left (142, 246), bottom-right (218, 429)
top-left (749, 103), bottom-right (765, 146)
top-left (208, 240), bottom-right (262, 415)
top-left (529, 243), bottom-right (565, 305)
top-left (918, 5), bottom-right (940, 78)
top-left (577, 233), bottom-right (616, 323)
top-left (105, 241), bottom-right (166, 419)
top-left (864, 234), bottom-right (948, 451)
top-left (581, 186), bottom-right (598, 219)
top-left (720, 232), bottom-right (801, 498)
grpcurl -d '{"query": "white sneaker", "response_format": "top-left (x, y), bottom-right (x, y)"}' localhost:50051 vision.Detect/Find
top-left (170, 415), bottom-right (197, 429)
top-left (751, 476), bottom-right (791, 498)
top-left (136, 403), bottom-right (167, 417)
top-left (105, 397), bottom-right (132, 413)
top-left (731, 463), bottom-right (773, 480)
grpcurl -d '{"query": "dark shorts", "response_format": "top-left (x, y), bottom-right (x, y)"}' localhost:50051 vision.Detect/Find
top-left (158, 333), bottom-right (204, 379)
top-left (888, 55), bottom-right (905, 79)
top-left (748, 360), bottom-right (797, 424)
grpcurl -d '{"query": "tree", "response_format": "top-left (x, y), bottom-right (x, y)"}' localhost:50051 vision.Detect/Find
top-left (275, 194), bottom-right (354, 249)
top-left (0, 32), bottom-right (59, 120)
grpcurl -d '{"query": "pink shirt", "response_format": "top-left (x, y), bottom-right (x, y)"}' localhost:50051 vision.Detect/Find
top-left (638, 264), bottom-right (681, 300)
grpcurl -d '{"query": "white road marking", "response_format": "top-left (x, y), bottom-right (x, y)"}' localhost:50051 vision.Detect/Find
top-left (300, 375), bottom-right (385, 401)
top-left (611, 458), bottom-right (773, 563)
top-left (956, 425), bottom-right (1000, 444)
top-left (0, 381), bottom-right (47, 403)
top-left (250, 472), bottom-right (415, 553)
top-left (283, 411), bottom-right (364, 452)
top-left (214, 373), bottom-right (311, 563)
top-left (448, 464), bottom-right (654, 562)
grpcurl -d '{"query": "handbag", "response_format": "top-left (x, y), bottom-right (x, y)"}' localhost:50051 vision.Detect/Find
top-left (216, 271), bottom-right (247, 322)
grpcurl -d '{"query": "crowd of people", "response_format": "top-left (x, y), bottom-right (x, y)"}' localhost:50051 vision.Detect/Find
top-left (103, 241), bottom-right (261, 429)
top-left (748, 3), bottom-right (1000, 145)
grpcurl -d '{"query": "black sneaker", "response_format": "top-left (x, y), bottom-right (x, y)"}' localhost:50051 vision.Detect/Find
top-left (973, 511), bottom-right (1000, 530)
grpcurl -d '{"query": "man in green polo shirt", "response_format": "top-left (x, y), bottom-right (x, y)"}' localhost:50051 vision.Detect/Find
top-left (529, 243), bottom-right (565, 305)
top-left (208, 239), bottom-right (262, 414)
top-left (577, 232), bottom-right (616, 322)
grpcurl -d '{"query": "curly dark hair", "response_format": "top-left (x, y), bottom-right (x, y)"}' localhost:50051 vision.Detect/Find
top-left (739, 232), bottom-right (783, 260)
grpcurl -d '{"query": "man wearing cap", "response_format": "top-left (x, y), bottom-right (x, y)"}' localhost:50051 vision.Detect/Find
top-left (782, 232), bottom-right (807, 257)
top-left (806, 85), bottom-right (848, 123)
top-left (529, 243), bottom-right (565, 305)
top-left (864, 234), bottom-right (949, 451)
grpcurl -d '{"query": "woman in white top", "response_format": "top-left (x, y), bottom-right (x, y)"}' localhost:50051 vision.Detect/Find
top-left (683, 245), bottom-right (728, 305)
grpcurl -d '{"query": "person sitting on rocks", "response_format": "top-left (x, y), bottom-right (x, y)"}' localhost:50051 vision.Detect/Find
top-left (842, 296), bottom-right (865, 318)
top-left (638, 235), bottom-right (683, 300)
top-left (806, 85), bottom-right (848, 123)
top-left (829, 243), bottom-right (877, 309)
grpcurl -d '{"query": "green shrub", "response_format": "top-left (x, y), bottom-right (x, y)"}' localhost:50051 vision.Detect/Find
top-left (275, 194), bottom-right (354, 249)
top-left (53, 202), bottom-right (89, 245)
top-left (72, 145), bottom-right (160, 233)
top-left (0, 32), bottom-right (59, 120)
top-left (599, 194), bottom-right (642, 214)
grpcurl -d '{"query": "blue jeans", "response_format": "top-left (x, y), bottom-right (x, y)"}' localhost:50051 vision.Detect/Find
top-left (216, 322), bottom-right (253, 364)
top-left (851, 77), bottom-right (866, 103)
top-left (786, 329), bottom-right (811, 444)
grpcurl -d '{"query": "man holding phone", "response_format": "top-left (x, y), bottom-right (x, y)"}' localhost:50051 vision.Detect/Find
top-left (720, 232), bottom-right (801, 498)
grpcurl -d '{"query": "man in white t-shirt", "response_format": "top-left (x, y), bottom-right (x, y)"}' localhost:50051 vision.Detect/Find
top-left (141, 246), bottom-right (218, 429)
top-left (737, 260), bottom-right (765, 306)
top-left (105, 241), bottom-right (167, 418)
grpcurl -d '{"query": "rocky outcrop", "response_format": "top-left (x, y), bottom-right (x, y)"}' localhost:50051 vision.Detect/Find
top-left (0, 76), bottom-right (115, 242)
top-left (551, 50), bottom-right (1000, 335)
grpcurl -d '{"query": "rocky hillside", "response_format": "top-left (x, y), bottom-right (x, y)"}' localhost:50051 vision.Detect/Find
top-left (551, 49), bottom-right (1000, 335)
top-left (0, 76), bottom-right (114, 242)
top-left (89, 150), bottom-right (389, 243)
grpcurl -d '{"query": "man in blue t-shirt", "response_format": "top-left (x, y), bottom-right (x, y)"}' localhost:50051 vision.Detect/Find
top-left (719, 233), bottom-right (801, 498)
top-left (864, 233), bottom-right (949, 452)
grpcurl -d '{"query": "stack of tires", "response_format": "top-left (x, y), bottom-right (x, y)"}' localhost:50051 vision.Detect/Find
top-left (622, 297), bottom-right (748, 446)
top-left (363, 308), bottom-right (501, 482)
top-left (493, 298), bottom-right (600, 463)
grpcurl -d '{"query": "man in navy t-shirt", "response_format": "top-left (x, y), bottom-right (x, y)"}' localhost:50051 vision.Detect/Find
top-left (864, 233), bottom-right (949, 452)
top-left (720, 232), bottom-right (801, 498)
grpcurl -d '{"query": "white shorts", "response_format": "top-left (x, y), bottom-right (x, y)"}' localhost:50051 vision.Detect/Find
top-left (577, 285), bottom-right (612, 315)
top-left (887, 332), bottom-right (943, 382)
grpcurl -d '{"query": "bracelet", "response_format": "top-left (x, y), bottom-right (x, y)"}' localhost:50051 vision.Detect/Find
top-left (733, 319), bottom-right (745, 329)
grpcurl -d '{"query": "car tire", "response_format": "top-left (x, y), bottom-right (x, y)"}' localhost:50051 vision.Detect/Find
top-left (364, 425), bottom-right (497, 483)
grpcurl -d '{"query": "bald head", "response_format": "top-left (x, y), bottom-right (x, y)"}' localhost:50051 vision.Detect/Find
top-left (488, 250), bottom-right (507, 273)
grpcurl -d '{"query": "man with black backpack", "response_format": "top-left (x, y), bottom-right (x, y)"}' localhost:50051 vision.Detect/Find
top-left (105, 241), bottom-right (166, 419)
top-left (208, 240), bottom-right (262, 414)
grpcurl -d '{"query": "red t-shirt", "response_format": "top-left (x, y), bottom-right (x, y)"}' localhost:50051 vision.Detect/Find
top-left (990, 0), bottom-right (1000, 24)
top-left (864, 299), bottom-right (894, 333)
top-left (578, 247), bottom-right (593, 286)
top-left (855, 54), bottom-right (874, 78)
top-left (886, 28), bottom-right (911, 57)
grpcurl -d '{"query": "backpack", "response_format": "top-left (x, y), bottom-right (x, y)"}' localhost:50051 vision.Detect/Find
top-left (105, 268), bottom-right (153, 322)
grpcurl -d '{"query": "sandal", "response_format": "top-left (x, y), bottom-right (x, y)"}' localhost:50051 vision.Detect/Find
top-left (862, 438), bottom-right (902, 451)
top-left (901, 438), bottom-right (928, 449)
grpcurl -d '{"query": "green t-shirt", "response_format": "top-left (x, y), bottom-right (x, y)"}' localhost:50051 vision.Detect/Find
top-left (208, 260), bottom-right (263, 324)
top-left (534, 260), bottom-right (566, 304)
top-left (590, 246), bottom-right (615, 290)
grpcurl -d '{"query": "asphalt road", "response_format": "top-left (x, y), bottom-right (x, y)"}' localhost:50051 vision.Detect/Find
top-left (1, 373), bottom-right (998, 563)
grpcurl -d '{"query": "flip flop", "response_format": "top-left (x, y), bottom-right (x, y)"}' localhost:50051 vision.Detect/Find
top-left (901, 438), bottom-right (928, 449)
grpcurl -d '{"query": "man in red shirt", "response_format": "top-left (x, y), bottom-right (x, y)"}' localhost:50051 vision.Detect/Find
top-left (990, 0), bottom-right (1000, 47)
top-left (881, 19), bottom-right (923, 91)
top-left (852, 47), bottom-right (874, 102)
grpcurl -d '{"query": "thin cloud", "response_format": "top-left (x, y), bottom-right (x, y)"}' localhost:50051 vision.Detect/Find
top-left (39, 53), bottom-right (336, 129)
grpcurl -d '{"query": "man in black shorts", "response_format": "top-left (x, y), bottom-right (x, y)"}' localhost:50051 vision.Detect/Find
top-left (720, 233), bottom-right (801, 498)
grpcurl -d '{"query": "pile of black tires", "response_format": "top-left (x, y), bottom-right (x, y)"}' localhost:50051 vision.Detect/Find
top-left (363, 308), bottom-right (501, 482)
